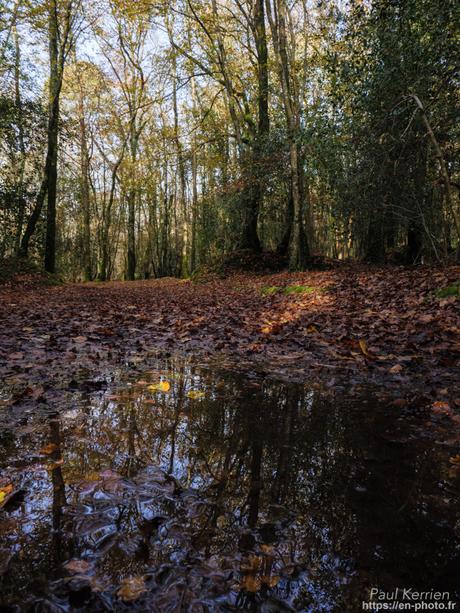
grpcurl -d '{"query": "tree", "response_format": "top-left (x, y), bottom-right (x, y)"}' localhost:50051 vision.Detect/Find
top-left (19, 0), bottom-right (81, 273)
top-left (2, 0), bottom-right (458, 279)
top-left (266, 0), bottom-right (310, 269)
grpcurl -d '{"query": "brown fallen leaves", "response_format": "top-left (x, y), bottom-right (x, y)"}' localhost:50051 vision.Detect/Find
top-left (0, 264), bottom-right (458, 400)
top-left (64, 559), bottom-right (92, 575)
top-left (117, 576), bottom-right (147, 602)
top-left (39, 443), bottom-right (59, 455)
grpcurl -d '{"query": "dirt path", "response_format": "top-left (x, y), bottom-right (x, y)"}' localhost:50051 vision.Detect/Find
top-left (1, 265), bottom-right (459, 407)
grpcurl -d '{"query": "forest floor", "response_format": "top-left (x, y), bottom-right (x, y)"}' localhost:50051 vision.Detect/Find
top-left (1, 263), bottom-right (460, 609)
top-left (0, 263), bottom-right (459, 407)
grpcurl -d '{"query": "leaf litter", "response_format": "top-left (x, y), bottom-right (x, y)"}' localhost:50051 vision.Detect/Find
top-left (0, 265), bottom-right (459, 609)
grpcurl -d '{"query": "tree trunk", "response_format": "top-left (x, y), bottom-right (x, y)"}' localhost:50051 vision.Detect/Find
top-left (167, 22), bottom-right (188, 275)
top-left (44, 0), bottom-right (60, 274)
top-left (365, 217), bottom-right (385, 263)
top-left (76, 69), bottom-right (92, 280)
top-left (190, 140), bottom-right (198, 272)
top-left (13, 20), bottom-right (26, 252)
top-left (277, 187), bottom-right (293, 256)
top-left (410, 94), bottom-right (460, 246)
top-left (240, 0), bottom-right (269, 253)
top-left (266, 0), bottom-right (310, 269)
top-left (19, 0), bottom-right (69, 268)
top-left (127, 187), bottom-right (136, 280)
top-left (288, 140), bottom-right (309, 269)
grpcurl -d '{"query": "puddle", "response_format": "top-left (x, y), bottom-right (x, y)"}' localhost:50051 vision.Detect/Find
top-left (0, 356), bottom-right (459, 611)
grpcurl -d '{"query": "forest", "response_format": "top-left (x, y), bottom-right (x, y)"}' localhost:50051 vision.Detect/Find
top-left (1, 0), bottom-right (460, 611)
top-left (1, 0), bottom-right (459, 277)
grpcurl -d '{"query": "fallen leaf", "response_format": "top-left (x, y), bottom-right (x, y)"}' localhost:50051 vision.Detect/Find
top-left (0, 484), bottom-right (13, 506)
top-left (187, 390), bottom-right (205, 400)
top-left (389, 364), bottom-right (403, 374)
top-left (260, 574), bottom-right (280, 588)
top-left (240, 575), bottom-right (261, 593)
top-left (432, 401), bottom-right (451, 412)
top-left (25, 385), bottom-right (45, 400)
top-left (64, 559), bottom-right (91, 575)
top-left (419, 314), bottom-right (434, 324)
top-left (117, 576), bottom-right (147, 602)
top-left (39, 443), bottom-right (58, 455)
top-left (359, 339), bottom-right (371, 357)
top-left (147, 381), bottom-right (170, 392)
top-left (391, 398), bottom-right (408, 408)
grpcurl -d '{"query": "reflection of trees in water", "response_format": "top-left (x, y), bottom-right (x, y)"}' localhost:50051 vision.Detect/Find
top-left (65, 360), bottom-right (360, 547)
top-left (49, 417), bottom-right (68, 565)
top-left (2, 358), bottom-right (458, 608)
top-left (0, 417), bottom-right (71, 602)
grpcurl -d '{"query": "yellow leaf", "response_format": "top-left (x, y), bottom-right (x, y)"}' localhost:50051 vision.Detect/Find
top-left (359, 339), bottom-right (370, 357)
top-left (0, 484), bottom-right (13, 505)
top-left (147, 381), bottom-right (170, 392)
top-left (449, 455), bottom-right (460, 466)
top-left (187, 390), bottom-right (205, 400)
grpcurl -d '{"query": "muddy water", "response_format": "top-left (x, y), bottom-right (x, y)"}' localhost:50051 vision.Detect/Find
top-left (0, 357), bottom-right (459, 611)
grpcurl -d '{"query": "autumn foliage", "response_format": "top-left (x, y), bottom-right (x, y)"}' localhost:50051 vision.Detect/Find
top-left (1, 265), bottom-right (458, 404)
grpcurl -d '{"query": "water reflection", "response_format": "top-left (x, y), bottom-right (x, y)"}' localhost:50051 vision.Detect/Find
top-left (0, 357), bottom-right (459, 611)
